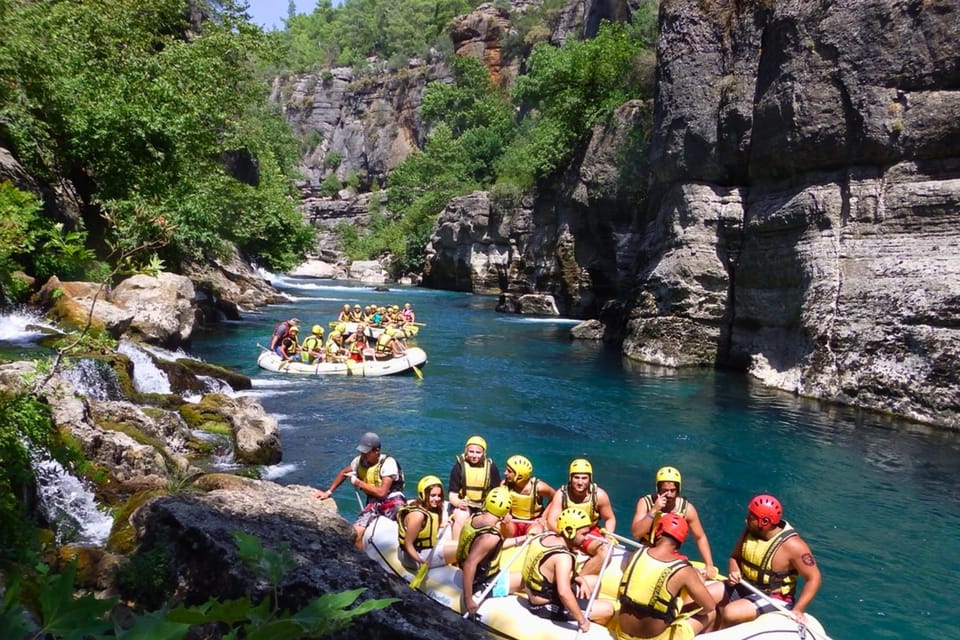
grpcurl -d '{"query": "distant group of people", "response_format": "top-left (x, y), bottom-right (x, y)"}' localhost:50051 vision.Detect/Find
top-left (315, 433), bottom-right (822, 638)
top-left (267, 301), bottom-right (418, 364)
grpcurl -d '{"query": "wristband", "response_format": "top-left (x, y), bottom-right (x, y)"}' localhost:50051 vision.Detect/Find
top-left (647, 512), bottom-right (656, 520)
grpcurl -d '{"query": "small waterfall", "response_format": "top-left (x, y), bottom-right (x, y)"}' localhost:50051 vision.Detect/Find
top-left (31, 449), bottom-right (113, 546)
top-left (0, 307), bottom-right (49, 342)
top-left (118, 339), bottom-right (171, 394)
top-left (60, 359), bottom-right (124, 401)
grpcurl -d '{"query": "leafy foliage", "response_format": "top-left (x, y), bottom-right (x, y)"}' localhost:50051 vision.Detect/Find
top-left (0, 0), bottom-right (313, 273)
top-left (276, 0), bottom-right (477, 71)
top-left (498, 19), bottom-right (654, 186)
top-left (0, 394), bottom-right (82, 567)
top-left (0, 531), bottom-right (397, 639)
top-left (0, 182), bottom-right (41, 302)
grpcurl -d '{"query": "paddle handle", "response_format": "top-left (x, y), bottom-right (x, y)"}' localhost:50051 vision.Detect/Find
top-left (464, 532), bottom-right (541, 618)
top-left (736, 580), bottom-right (829, 640)
top-left (410, 519), bottom-right (452, 590)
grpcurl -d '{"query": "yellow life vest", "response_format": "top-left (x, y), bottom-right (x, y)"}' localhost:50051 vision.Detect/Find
top-left (357, 454), bottom-right (404, 491)
top-left (618, 548), bottom-right (688, 622)
top-left (522, 534), bottom-right (575, 602)
top-left (740, 522), bottom-right (799, 596)
top-left (560, 483), bottom-right (599, 526)
top-left (455, 515), bottom-right (503, 583)
top-left (456, 455), bottom-right (493, 504)
top-left (397, 503), bottom-right (439, 552)
top-left (376, 332), bottom-right (393, 354)
top-left (640, 495), bottom-right (690, 544)
top-left (508, 478), bottom-right (543, 520)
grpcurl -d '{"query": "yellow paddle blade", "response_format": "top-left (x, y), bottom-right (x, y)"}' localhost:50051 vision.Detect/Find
top-left (412, 364), bottom-right (423, 380)
top-left (409, 562), bottom-right (429, 590)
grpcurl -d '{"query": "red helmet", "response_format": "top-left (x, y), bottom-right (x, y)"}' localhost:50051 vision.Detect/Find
top-left (654, 512), bottom-right (688, 545)
top-left (748, 494), bottom-right (782, 530)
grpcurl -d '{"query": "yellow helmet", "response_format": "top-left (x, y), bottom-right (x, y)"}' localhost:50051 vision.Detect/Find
top-left (483, 486), bottom-right (511, 518)
top-left (336, 323), bottom-right (347, 333)
top-left (417, 475), bottom-right (443, 503)
top-left (569, 458), bottom-right (592, 478)
top-left (655, 466), bottom-right (682, 495)
top-left (288, 325), bottom-right (299, 334)
top-left (343, 303), bottom-right (351, 310)
top-left (311, 324), bottom-right (324, 335)
top-left (557, 507), bottom-right (592, 540)
top-left (465, 435), bottom-right (487, 453)
top-left (506, 455), bottom-right (533, 484)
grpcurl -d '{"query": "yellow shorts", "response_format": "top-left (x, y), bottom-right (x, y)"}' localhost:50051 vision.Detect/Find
top-left (614, 618), bottom-right (695, 640)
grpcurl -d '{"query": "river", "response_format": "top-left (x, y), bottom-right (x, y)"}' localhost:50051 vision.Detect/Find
top-left (184, 276), bottom-right (958, 640)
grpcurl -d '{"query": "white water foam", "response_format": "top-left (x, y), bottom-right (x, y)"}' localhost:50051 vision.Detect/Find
top-left (31, 449), bottom-right (113, 546)
top-left (0, 308), bottom-right (52, 342)
top-left (260, 462), bottom-right (299, 480)
top-left (60, 359), bottom-right (124, 401)
top-left (117, 339), bottom-right (171, 394)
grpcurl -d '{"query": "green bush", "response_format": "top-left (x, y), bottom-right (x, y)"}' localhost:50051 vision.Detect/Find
top-left (320, 173), bottom-right (342, 197)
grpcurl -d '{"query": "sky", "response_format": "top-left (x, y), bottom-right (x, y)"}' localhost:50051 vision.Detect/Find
top-left (245, 0), bottom-right (318, 30)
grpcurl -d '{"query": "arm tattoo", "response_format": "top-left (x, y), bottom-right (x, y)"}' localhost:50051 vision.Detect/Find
top-left (801, 553), bottom-right (816, 567)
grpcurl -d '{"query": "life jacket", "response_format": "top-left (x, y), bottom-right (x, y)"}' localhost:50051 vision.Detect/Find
top-left (357, 454), bottom-right (405, 494)
top-left (281, 336), bottom-right (299, 356)
top-left (337, 311), bottom-right (351, 322)
top-left (522, 534), bottom-right (575, 603)
top-left (375, 332), bottom-right (393, 355)
top-left (455, 514), bottom-right (503, 585)
top-left (456, 455), bottom-right (493, 505)
top-left (508, 478), bottom-right (543, 520)
top-left (740, 522), bottom-right (799, 596)
top-left (350, 311), bottom-right (363, 321)
top-left (560, 483), bottom-right (599, 526)
top-left (300, 336), bottom-right (323, 362)
top-left (397, 503), bottom-right (439, 552)
top-left (640, 495), bottom-right (690, 544)
top-left (618, 547), bottom-right (689, 622)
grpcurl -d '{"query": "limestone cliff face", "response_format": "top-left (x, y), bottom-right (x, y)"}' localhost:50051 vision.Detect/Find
top-left (423, 99), bottom-right (651, 319)
top-left (272, 62), bottom-right (445, 245)
top-left (630, 0), bottom-right (960, 428)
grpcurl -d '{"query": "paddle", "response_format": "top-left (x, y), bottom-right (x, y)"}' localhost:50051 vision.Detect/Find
top-left (409, 519), bottom-right (452, 590)
top-left (737, 580), bottom-right (831, 640)
top-left (408, 356), bottom-right (423, 380)
top-left (575, 534), bottom-right (616, 639)
top-left (602, 529), bottom-right (723, 580)
top-left (463, 533), bottom-right (541, 618)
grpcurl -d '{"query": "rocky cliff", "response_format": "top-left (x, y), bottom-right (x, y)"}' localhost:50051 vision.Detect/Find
top-left (629, 0), bottom-right (960, 428)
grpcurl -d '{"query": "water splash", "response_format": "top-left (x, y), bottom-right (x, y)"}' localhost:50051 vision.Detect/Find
top-left (31, 449), bottom-right (113, 546)
top-left (60, 359), bottom-right (124, 401)
top-left (0, 307), bottom-right (51, 342)
top-left (118, 339), bottom-right (171, 394)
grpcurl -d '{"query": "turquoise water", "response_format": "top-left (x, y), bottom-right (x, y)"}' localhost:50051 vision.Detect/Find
top-left (188, 277), bottom-right (960, 640)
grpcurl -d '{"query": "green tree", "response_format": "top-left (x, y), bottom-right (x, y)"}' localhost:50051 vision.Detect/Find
top-left (498, 19), bottom-right (652, 185)
top-left (0, 0), bottom-right (313, 273)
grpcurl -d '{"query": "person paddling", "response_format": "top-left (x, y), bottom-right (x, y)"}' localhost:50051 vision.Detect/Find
top-left (269, 317), bottom-right (299, 355)
top-left (722, 494), bottom-right (821, 627)
top-left (617, 513), bottom-right (722, 640)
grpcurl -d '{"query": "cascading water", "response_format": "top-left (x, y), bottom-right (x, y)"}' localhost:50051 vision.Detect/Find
top-left (60, 359), bottom-right (124, 401)
top-left (117, 339), bottom-right (171, 394)
top-left (30, 448), bottom-right (113, 546)
top-left (0, 307), bottom-right (50, 342)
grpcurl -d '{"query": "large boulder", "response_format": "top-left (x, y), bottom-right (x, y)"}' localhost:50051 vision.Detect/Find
top-left (110, 273), bottom-right (196, 348)
top-left (130, 478), bottom-right (490, 640)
